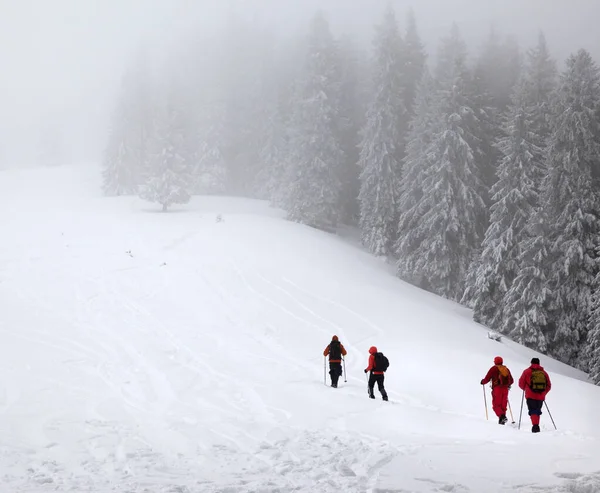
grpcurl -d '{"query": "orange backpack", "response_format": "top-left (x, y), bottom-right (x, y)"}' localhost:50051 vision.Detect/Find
top-left (495, 365), bottom-right (510, 386)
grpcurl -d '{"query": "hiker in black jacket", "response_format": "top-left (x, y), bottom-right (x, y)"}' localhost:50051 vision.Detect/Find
top-left (323, 335), bottom-right (347, 388)
top-left (364, 346), bottom-right (388, 401)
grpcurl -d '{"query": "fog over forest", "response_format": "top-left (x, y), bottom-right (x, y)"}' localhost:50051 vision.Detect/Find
top-left (0, 0), bottom-right (599, 166)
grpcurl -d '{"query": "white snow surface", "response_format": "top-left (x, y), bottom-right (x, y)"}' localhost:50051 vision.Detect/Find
top-left (1, 165), bottom-right (600, 493)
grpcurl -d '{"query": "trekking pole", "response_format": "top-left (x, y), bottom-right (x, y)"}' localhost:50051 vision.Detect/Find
top-left (544, 401), bottom-right (557, 430)
top-left (324, 357), bottom-right (326, 386)
top-left (343, 357), bottom-right (347, 383)
top-left (482, 385), bottom-right (488, 420)
top-left (518, 390), bottom-right (525, 430)
top-left (507, 399), bottom-right (515, 424)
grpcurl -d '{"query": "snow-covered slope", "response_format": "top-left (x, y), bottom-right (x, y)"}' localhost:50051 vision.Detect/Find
top-left (1, 165), bottom-right (599, 493)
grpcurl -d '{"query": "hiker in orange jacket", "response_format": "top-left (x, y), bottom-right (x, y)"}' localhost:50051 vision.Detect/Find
top-left (364, 346), bottom-right (388, 401)
top-left (323, 335), bottom-right (347, 388)
top-left (518, 357), bottom-right (551, 433)
top-left (481, 356), bottom-right (514, 425)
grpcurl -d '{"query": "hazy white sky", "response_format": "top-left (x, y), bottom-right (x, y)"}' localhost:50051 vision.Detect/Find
top-left (0, 0), bottom-right (598, 165)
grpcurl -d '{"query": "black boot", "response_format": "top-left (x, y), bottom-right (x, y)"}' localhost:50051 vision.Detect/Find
top-left (532, 424), bottom-right (540, 433)
top-left (499, 414), bottom-right (507, 425)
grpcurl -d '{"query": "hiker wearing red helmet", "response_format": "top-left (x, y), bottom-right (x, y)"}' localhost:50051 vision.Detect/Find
top-left (481, 356), bottom-right (514, 425)
top-left (323, 335), bottom-right (347, 388)
top-left (364, 346), bottom-right (389, 401)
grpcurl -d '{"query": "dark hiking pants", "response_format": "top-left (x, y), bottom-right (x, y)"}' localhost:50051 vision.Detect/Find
top-left (526, 398), bottom-right (544, 425)
top-left (368, 373), bottom-right (388, 399)
top-left (329, 362), bottom-right (342, 386)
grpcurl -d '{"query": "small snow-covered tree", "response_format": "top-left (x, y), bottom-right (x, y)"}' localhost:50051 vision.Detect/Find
top-left (102, 98), bottom-right (140, 196)
top-left (102, 131), bottom-right (132, 196)
top-left (285, 12), bottom-right (344, 231)
top-left (542, 49), bottom-right (600, 366)
top-left (140, 104), bottom-right (192, 212)
top-left (357, 5), bottom-right (407, 256)
top-left (465, 77), bottom-right (544, 329)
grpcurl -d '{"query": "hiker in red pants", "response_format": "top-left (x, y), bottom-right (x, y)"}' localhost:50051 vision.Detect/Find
top-left (481, 356), bottom-right (514, 425)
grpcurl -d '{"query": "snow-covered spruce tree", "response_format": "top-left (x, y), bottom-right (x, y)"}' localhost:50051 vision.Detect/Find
top-left (470, 31), bottom-right (517, 195)
top-left (542, 49), bottom-right (600, 367)
top-left (195, 139), bottom-right (227, 195)
top-left (468, 35), bottom-right (556, 335)
top-left (102, 124), bottom-right (132, 196)
top-left (396, 69), bottom-right (438, 286)
top-left (254, 38), bottom-right (304, 205)
top-left (102, 100), bottom-right (142, 196)
top-left (474, 28), bottom-right (522, 112)
top-left (217, 18), bottom-right (275, 196)
top-left (337, 36), bottom-right (365, 226)
top-left (588, 290), bottom-right (600, 384)
top-left (357, 5), bottom-right (408, 256)
top-left (102, 51), bottom-right (154, 195)
top-left (284, 12), bottom-right (344, 232)
top-left (523, 32), bottom-right (557, 147)
top-left (436, 24), bottom-right (494, 216)
top-left (402, 8), bottom-right (427, 118)
top-left (255, 96), bottom-right (288, 202)
top-left (434, 23), bottom-right (468, 88)
top-left (139, 103), bottom-right (192, 212)
top-left (464, 77), bottom-right (545, 329)
top-left (501, 219), bottom-right (552, 351)
top-left (397, 54), bottom-right (487, 301)
top-left (194, 101), bottom-right (228, 195)
top-left (482, 34), bottom-right (556, 345)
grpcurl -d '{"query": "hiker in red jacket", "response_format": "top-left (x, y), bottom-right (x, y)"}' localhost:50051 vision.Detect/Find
top-left (323, 335), bottom-right (347, 388)
top-left (481, 356), bottom-right (514, 425)
top-left (364, 346), bottom-right (388, 401)
top-left (518, 357), bottom-right (552, 433)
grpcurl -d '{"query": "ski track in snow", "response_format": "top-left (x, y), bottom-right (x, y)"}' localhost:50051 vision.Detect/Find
top-left (0, 235), bottom-right (401, 492)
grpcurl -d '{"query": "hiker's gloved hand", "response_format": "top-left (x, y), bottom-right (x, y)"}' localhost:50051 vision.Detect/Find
top-left (480, 379), bottom-right (485, 385)
top-left (364, 369), bottom-right (368, 374)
